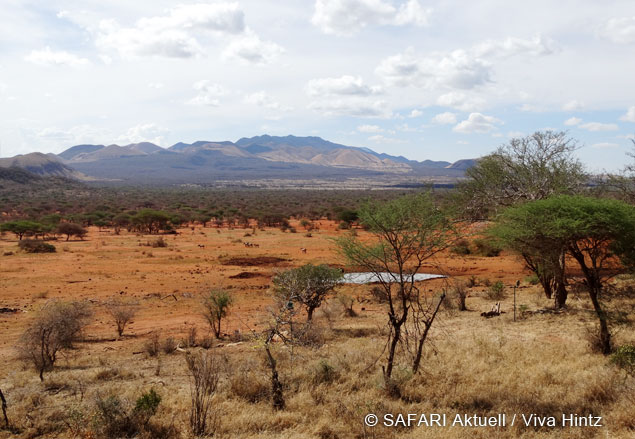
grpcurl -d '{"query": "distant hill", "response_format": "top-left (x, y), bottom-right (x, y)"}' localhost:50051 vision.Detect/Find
top-left (445, 159), bottom-right (478, 170)
top-left (0, 152), bottom-right (91, 180)
top-left (2, 135), bottom-right (476, 185)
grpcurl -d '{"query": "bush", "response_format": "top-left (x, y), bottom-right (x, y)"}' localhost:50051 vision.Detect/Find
top-left (106, 300), bottom-right (139, 337)
top-left (229, 361), bottom-right (270, 403)
top-left (311, 359), bottom-right (338, 385)
top-left (450, 239), bottom-right (471, 255)
top-left (451, 282), bottom-right (469, 311)
top-left (151, 237), bottom-right (167, 248)
top-left (610, 345), bottom-right (635, 376)
top-left (186, 351), bottom-right (220, 436)
top-left (144, 332), bottom-right (161, 357)
top-left (525, 274), bottom-right (540, 285)
top-left (486, 281), bottom-right (506, 300)
top-left (370, 286), bottom-right (389, 303)
top-left (473, 238), bottom-right (502, 257)
top-left (18, 301), bottom-right (92, 380)
top-left (337, 221), bottom-right (350, 230)
top-left (162, 337), bottom-right (177, 354)
top-left (18, 239), bottom-right (56, 253)
top-left (92, 389), bottom-right (165, 438)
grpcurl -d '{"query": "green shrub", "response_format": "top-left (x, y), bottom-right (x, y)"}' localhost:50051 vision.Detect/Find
top-left (486, 281), bottom-right (506, 300)
top-left (337, 221), bottom-right (350, 230)
top-left (18, 239), bottom-right (56, 253)
top-left (473, 238), bottom-right (502, 257)
top-left (450, 239), bottom-right (471, 255)
top-left (610, 345), bottom-right (635, 376)
top-left (312, 359), bottom-right (338, 385)
top-left (525, 274), bottom-right (540, 285)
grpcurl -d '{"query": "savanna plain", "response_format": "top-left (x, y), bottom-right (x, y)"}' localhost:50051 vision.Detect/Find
top-left (0, 188), bottom-right (634, 439)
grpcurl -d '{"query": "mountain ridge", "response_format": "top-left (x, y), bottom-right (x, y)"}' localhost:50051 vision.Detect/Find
top-left (2, 135), bottom-right (475, 184)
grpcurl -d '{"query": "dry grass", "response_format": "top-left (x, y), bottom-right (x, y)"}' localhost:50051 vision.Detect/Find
top-left (2, 289), bottom-right (634, 439)
top-left (1, 224), bottom-right (634, 438)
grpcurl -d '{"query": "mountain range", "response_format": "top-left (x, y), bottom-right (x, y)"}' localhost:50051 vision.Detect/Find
top-left (0, 135), bottom-right (476, 185)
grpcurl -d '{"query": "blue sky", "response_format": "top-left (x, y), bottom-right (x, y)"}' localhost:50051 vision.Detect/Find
top-left (0, 0), bottom-right (634, 171)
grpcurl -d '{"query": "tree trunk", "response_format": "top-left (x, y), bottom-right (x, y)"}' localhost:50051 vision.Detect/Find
top-left (588, 286), bottom-right (611, 355)
top-left (384, 324), bottom-right (401, 381)
top-left (0, 388), bottom-right (9, 428)
top-left (306, 307), bottom-right (314, 322)
top-left (554, 281), bottom-right (568, 309)
top-left (264, 343), bottom-right (285, 410)
top-left (412, 294), bottom-right (445, 374)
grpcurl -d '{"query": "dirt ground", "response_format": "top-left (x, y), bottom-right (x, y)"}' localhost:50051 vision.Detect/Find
top-left (0, 220), bottom-right (526, 369)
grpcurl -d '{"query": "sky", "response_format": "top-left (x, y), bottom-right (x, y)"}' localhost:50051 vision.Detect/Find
top-left (0, 0), bottom-right (634, 171)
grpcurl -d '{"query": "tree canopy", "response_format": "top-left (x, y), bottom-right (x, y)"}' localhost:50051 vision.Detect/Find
top-left (458, 131), bottom-right (587, 218)
top-left (491, 195), bottom-right (635, 353)
top-left (272, 264), bottom-right (343, 321)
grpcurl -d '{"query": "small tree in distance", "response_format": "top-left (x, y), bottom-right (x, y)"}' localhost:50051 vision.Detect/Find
top-left (57, 222), bottom-right (87, 241)
top-left (202, 289), bottom-right (233, 338)
top-left (18, 301), bottom-right (92, 381)
top-left (272, 264), bottom-right (343, 321)
top-left (106, 300), bottom-right (139, 337)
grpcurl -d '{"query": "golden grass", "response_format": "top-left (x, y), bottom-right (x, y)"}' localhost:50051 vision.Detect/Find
top-left (1, 286), bottom-right (633, 439)
top-left (1, 225), bottom-right (634, 438)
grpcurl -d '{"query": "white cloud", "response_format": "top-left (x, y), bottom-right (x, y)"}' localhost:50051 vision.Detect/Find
top-left (619, 106), bottom-right (635, 122)
top-left (598, 16), bottom-right (635, 44)
top-left (116, 123), bottom-right (169, 146)
top-left (564, 117), bottom-right (582, 126)
top-left (376, 35), bottom-right (553, 90)
top-left (453, 112), bottom-right (502, 134)
top-left (431, 112), bottom-right (457, 124)
top-left (95, 3), bottom-right (281, 64)
top-left (562, 100), bottom-right (584, 111)
top-left (187, 80), bottom-right (228, 107)
top-left (592, 142), bottom-right (619, 149)
top-left (306, 75), bottom-right (382, 97)
top-left (579, 122), bottom-right (619, 132)
top-left (436, 91), bottom-right (485, 112)
top-left (25, 47), bottom-right (90, 67)
top-left (308, 98), bottom-right (391, 118)
top-left (97, 18), bottom-right (203, 58)
top-left (408, 109), bottom-right (422, 118)
top-left (368, 134), bottom-right (404, 144)
top-left (221, 31), bottom-right (284, 65)
top-left (376, 47), bottom-right (491, 89)
top-left (244, 91), bottom-right (290, 110)
top-left (357, 124), bottom-right (383, 133)
top-left (473, 34), bottom-right (555, 58)
top-left (30, 125), bottom-right (112, 148)
top-left (311, 0), bottom-right (430, 36)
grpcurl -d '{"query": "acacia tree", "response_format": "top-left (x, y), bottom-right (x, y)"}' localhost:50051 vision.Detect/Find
top-left (106, 300), bottom-right (139, 337)
top-left (18, 301), bottom-right (93, 381)
top-left (56, 222), bottom-right (87, 241)
top-left (490, 213), bottom-right (570, 308)
top-left (202, 289), bottom-right (233, 338)
top-left (272, 264), bottom-right (342, 321)
top-left (459, 130), bottom-right (587, 218)
top-left (608, 139), bottom-right (635, 203)
top-left (492, 196), bottom-right (635, 354)
top-left (335, 193), bottom-right (454, 384)
top-left (0, 220), bottom-right (43, 240)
